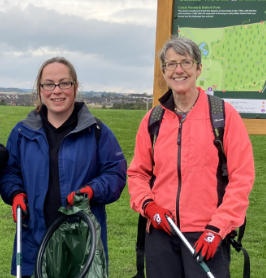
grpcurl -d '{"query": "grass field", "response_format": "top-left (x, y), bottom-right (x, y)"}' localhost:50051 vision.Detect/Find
top-left (0, 106), bottom-right (266, 277)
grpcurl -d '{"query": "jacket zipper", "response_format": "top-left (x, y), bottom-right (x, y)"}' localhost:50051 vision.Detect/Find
top-left (176, 114), bottom-right (186, 228)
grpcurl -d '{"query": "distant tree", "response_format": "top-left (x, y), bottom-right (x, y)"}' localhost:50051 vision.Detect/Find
top-left (111, 101), bottom-right (147, 110)
top-left (0, 99), bottom-right (6, 105)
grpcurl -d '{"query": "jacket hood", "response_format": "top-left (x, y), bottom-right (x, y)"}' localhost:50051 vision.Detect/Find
top-left (21, 102), bottom-right (96, 132)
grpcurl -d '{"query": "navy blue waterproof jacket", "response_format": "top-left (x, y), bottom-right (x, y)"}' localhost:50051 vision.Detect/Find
top-left (0, 103), bottom-right (127, 276)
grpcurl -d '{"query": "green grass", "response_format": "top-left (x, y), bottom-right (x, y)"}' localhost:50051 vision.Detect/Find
top-left (0, 106), bottom-right (266, 277)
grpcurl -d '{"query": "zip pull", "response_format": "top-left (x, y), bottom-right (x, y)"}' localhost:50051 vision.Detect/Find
top-left (177, 114), bottom-right (186, 145)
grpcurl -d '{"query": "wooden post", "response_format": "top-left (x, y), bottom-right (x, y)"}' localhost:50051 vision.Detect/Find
top-left (153, 0), bottom-right (174, 106)
top-left (153, 0), bottom-right (266, 134)
top-left (242, 119), bottom-right (266, 135)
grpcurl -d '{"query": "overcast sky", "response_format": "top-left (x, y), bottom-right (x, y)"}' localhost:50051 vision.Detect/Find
top-left (0, 0), bottom-right (157, 94)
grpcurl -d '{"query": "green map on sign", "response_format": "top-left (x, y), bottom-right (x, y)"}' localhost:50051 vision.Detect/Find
top-left (179, 22), bottom-right (266, 92)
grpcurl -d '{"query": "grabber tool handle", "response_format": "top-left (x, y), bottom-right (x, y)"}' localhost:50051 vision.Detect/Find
top-left (16, 205), bottom-right (22, 278)
top-left (165, 215), bottom-right (215, 278)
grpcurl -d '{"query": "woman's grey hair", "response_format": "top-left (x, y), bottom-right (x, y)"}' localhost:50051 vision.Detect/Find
top-left (34, 57), bottom-right (79, 112)
top-left (159, 36), bottom-right (202, 72)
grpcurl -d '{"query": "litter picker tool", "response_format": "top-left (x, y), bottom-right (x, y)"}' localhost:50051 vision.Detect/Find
top-left (165, 215), bottom-right (215, 278)
top-left (16, 205), bottom-right (22, 278)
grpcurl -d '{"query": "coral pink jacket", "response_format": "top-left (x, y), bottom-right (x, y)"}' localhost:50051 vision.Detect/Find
top-left (128, 88), bottom-right (254, 239)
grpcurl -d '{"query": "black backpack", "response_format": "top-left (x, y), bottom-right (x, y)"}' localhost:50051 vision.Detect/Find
top-left (132, 95), bottom-right (250, 278)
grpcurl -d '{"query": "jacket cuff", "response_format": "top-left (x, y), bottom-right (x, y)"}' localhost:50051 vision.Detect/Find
top-left (142, 199), bottom-right (154, 211)
top-left (10, 190), bottom-right (26, 204)
top-left (205, 225), bottom-right (220, 234)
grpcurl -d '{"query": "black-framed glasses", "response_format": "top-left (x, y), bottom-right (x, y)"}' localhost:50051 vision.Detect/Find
top-left (163, 60), bottom-right (198, 71)
top-left (40, 81), bottom-right (75, 91)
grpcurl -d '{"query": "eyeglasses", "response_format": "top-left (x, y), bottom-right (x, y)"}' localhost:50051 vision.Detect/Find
top-left (163, 60), bottom-right (198, 71)
top-left (40, 81), bottom-right (75, 91)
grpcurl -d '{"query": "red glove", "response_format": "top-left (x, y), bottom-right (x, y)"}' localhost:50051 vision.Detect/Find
top-left (12, 193), bottom-right (28, 223)
top-left (67, 186), bottom-right (94, 206)
top-left (193, 230), bottom-right (222, 262)
top-left (144, 201), bottom-right (174, 235)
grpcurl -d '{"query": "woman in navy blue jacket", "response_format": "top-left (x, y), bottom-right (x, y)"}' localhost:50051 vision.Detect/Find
top-left (0, 57), bottom-right (127, 277)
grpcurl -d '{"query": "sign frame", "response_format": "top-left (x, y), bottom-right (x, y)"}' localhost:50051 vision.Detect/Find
top-left (153, 0), bottom-right (266, 134)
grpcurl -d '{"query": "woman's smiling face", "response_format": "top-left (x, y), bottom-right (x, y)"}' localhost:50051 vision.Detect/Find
top-left (162, 48), bottom-right (202, 95)
top-left (40, 62), bottom-right (77, 121)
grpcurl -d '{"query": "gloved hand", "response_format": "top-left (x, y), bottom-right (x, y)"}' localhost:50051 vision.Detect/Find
top-left (193, 230), bottom-right (222, 262)
top-left (12, 193), bottom-right (29, 223)
top-left (144, 201), bottom-right (174, 235)
top-left (67, 186), bottom-right (94, 206)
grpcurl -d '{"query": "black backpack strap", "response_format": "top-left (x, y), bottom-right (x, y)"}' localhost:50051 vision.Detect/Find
top-left (207, 95), bottom-right (228, 177)
top-left (228, 218), bottom-right (250, 278)
top-left (94, 117), bottom-right (102, 142)
top-left (148, 105), bottom-right (165, 155)
top-left (133, 105), bottom-right (164, 278)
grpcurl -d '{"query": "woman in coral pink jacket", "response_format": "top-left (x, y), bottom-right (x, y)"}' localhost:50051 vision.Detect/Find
top-left (127, 37), bottom-right (254, 278)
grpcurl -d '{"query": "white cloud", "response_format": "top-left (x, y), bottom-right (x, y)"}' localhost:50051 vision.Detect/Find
top-left (1, 0), bottom-right (156, 26)
top-left (0, 1), bottom-right (158, 94)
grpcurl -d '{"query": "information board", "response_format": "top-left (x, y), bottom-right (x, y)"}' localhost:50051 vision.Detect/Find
top-left (172, 0), bottom-right (266, 118)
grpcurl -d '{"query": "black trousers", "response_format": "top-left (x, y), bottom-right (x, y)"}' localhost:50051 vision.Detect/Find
top-left (145, 227), bottom-right (230, 278)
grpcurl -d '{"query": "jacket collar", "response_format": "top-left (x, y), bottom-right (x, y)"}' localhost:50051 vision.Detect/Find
top-left (75, 103), bottom-right (96, 132)
top-left (159, 89), bottom-right (175, 112)
top-left (22, 109), bottom-right (43, 130)
top-left (22, 102), bottom-right (96, 132)
top-left (158, 87), bottom-right (205, 113)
